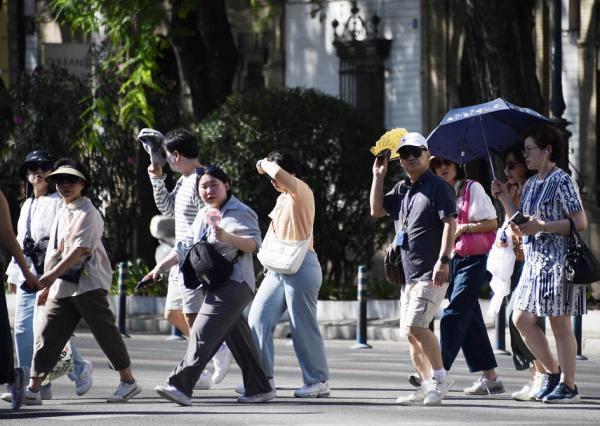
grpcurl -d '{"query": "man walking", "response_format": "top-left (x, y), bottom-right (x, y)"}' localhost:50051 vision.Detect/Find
top-left (370, 132), bottom-right (456, 405)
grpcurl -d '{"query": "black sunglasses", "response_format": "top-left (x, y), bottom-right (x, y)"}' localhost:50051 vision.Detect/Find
top-left (397, 146), bottom-right (426, 160)
top-left (27, 163), bottom-right (53, 173)
top-left (53, 175), bottom-right (82, 185)
top-left (195, 165), bottom-right (219, 177)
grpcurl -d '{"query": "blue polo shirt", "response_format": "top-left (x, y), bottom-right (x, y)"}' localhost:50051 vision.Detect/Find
top-left (383, 170), bottom-right (456, 283)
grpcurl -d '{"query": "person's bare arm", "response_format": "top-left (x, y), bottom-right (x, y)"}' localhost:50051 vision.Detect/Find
top-left (432, 216), bottom-right (456, 287)
top-left (0, 191), bottom-right (41, 288)
top-left (257, 158), bottom-right (298, 194)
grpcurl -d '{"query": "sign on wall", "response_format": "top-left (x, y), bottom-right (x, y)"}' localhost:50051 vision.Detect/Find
top-left (41, 43), bottom-right (91, 79)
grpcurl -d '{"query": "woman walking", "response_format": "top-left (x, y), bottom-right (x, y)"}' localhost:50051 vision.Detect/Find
top-left (492, 124), bottom-right (587, 403)
top-left (431, 156), bottom-right (504, 395)
top-left (497, 144), bottom-right (546, 401)
top-left (26, 159), bottom-right (141, 404)
top-left (248, 151), bottom-right (330, 398)
top-left (149, 165), bottom-right (274, 406)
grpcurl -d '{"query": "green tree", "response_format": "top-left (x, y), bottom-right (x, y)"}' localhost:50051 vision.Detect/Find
top-left (198, 88), bottom-right (387, 290)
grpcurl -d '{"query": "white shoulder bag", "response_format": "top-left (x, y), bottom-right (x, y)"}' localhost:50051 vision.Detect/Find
top-left (257, 229), bottom-right (312, 274)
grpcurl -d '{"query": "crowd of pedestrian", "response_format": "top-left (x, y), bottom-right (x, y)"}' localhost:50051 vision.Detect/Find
top-left (0, 121), bottom-right (589, 411)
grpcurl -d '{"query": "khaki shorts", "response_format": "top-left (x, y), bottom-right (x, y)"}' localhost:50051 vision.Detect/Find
top-left (399, 280), bottom-right (449, 337)
top-left (164, 267), bottom-right (204, 314)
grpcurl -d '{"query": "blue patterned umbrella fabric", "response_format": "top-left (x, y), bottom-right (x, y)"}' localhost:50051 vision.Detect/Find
top-left (426, 98), bottom-right (551, 171)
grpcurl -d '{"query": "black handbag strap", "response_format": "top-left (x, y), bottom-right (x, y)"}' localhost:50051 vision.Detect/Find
top-left (567, 217), bottom-right (581, 242)
top-left (199, 223), bottom-right (242, 263)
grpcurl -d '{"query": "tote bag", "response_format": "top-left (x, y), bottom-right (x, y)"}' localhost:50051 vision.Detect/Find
top-left (257, 229), bottom-right (311, 274)
top-left (454, 180), bottom-right (496, 256)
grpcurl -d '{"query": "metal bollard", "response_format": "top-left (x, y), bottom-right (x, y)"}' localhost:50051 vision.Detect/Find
top-left (166, 325), bottom-right (186, 341)
top-left (493, 300), bottom-right (510, 355)
top-left (117, 262), bottom-right (130, 338)
top-left (572, 315), bottom-right (587, 360)
top-left (351, 265), bottom-right (372, 349)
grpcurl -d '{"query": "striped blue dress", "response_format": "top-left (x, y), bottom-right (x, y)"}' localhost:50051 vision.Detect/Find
top-left (514, 168), bottom-right (586, 317)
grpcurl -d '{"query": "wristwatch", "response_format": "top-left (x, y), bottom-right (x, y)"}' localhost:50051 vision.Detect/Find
top-left (439, 255), bottom-right (451, 264)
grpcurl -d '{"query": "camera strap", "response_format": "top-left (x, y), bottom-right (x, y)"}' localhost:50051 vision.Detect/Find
top-left (23, 197), bottom-right (39, 244)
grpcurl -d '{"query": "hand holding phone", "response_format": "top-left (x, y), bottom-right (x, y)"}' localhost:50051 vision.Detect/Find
top-left (509, 211), bottom-right (529, 226)
top-left (135, 278), bottom-right (155, 292)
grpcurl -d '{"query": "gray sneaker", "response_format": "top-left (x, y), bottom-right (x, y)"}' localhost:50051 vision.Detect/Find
top-left (464, 377), bottom-right (505, 395)
top-left (237, 390), bottom-right (276, 403)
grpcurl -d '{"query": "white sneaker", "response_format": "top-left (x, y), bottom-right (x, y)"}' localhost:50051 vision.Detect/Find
top-left (237, 390), bottom-right (276, 403)
top-left (212, 344), bottom-right (233, 384)
top-left (294, 381), bottom-right (330, 398)
top-left (193, 369), bottom-right (212, 390)
top-left (235, 378), bottom-right (276, 396)
top-left (2, 382), bottom-right (51, 403)
top-left (74, 360), bottom-right (94, 396)
top-left (107, 380), bottom-right (142, 403)
top-left (155, 384), bottom-right (192, 406)
top-left (23, 387), bottom-right (42, 406)
top-left (396, 386), bottom-right (426, 405)
top-left (529, 372), bottom-right (545, 400)
top-left (423, 375), bottom-right (454, 406)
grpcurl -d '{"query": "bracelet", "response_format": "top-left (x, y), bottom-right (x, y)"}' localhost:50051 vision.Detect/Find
top-left (465, 224), bottom-right (472, 233)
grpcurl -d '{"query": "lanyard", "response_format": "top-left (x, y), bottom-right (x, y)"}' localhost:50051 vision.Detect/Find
top-left (400, 184), bottom-right (418, 231)
top-left (24, 198), bottom-right (38, 242)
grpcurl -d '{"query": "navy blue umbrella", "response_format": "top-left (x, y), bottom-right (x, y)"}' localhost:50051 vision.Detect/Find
top-left (426, 98), bottom-right (551, 178)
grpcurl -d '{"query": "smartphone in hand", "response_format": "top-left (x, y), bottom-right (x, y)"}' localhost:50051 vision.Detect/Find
top-left (509, 211), bottom-right (529, 226)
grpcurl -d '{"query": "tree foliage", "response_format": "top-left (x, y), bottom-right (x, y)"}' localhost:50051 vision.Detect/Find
top-left (197, 88), bottom-right (388, 289)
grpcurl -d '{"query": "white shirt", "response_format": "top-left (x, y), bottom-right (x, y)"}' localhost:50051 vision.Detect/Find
top-left (5, 193), bottom-right (62, 284)
top-left (455, 180), bottom-right (497, 222)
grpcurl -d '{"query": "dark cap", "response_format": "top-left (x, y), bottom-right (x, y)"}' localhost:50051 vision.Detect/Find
top-left (19, 150), bottom-right (53, 180)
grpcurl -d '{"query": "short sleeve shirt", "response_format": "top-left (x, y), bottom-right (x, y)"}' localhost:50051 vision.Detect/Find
top-left (46, 197), bottom-right (113, 299)
top-left (268, 177), bottom-right (314, 248)
top-left (383, 170), bottom-right (456, 283)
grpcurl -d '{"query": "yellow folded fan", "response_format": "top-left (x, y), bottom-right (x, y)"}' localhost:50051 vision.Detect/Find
top-left (370, 128), bottom-right (408, 160)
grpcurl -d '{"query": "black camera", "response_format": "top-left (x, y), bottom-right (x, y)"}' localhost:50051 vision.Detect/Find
top-left (22, 236), bottom-right (36, 257)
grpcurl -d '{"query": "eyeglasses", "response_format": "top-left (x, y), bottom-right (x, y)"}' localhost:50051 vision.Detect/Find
top-left (195, 165), bottom-right (218, 177)
top-left (53, 175), bottom-right (82, 185)
top-left (397, 146), bottom-right (426, 160)
top-left (504, 161), bottom-right (519, 170)
top-left (522, 146), bottom-right (541, 157)
top-left (431, 158), bottom-right (454, 168)
top-left (27, 163), bottom-right (53, 173)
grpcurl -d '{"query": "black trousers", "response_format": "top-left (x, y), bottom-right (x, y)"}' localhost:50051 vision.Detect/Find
top-left (0, 289), bottom-right (15, 384)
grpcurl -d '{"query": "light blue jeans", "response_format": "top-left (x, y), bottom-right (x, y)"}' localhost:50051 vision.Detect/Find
top-left (13, 285), bottom-right (84, 378)
top-left (248, 250), bottom-right (329, 385)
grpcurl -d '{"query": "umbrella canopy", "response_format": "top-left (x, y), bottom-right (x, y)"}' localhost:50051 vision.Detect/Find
top-left (426, 98), bottom-right (551, 167)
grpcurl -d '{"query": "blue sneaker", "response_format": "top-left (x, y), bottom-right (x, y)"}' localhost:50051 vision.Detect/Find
top-left (534, 372), bottom-right (560, 401)
top-left (543, 383), bottom-right (580, 404)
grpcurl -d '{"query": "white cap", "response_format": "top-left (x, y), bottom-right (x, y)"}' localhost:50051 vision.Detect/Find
top-left (397, 132), bottom-right (428, 151)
